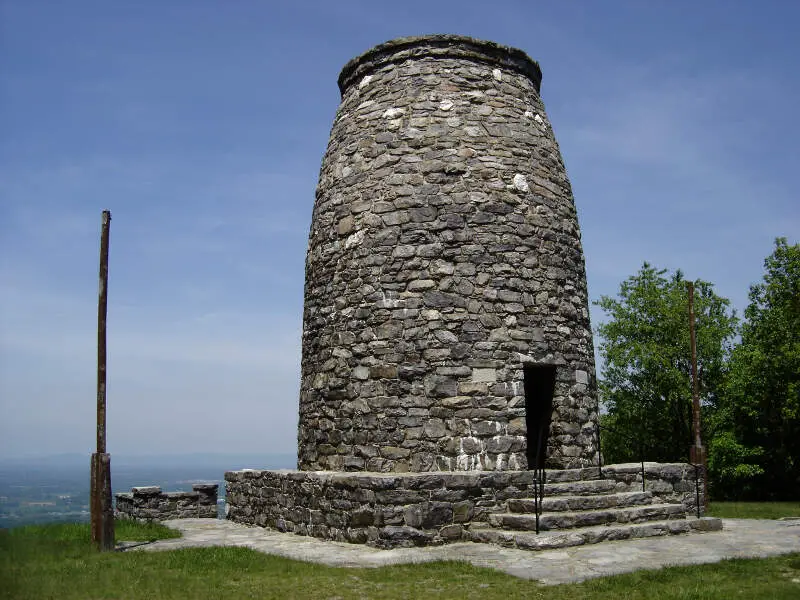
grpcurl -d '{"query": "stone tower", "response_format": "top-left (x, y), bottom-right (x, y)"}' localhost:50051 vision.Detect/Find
top-left (298, 35), bottom-right (598, 472)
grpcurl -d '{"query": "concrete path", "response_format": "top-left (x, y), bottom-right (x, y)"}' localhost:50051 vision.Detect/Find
top-left (133, 518), bottom-right (800, 585)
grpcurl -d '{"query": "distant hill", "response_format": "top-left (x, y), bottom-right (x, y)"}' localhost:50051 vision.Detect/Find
top-left (0, 452), bottom-right (296, 470)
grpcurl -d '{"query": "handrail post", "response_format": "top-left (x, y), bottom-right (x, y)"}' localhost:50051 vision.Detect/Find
top-left (596, 421), bottom-right (603, 479)
top-left (534, 467), bottom-right (540, 535)
top-left (533, 466), bottom-right (546, 535)
top-left (640, 438), bottom-right (646, 492)
top-left (532, 423), bottom-right (547, 535)
top-left (693, 463), bottom-right (702, 518)
top-left (595, 391), bottom-right (603, 479)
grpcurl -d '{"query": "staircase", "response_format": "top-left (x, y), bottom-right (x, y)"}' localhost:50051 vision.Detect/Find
top-left (466, 468), bottom-right (722, 551)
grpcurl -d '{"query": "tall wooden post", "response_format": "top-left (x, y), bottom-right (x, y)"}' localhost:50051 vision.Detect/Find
top-left (687, 281), bottom-right (708, 511)
top-left (91, 210), bottom-right (114, 550)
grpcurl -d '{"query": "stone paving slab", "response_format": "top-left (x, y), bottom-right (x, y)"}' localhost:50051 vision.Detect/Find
top-left (131, 518), bottom-right (800, 585)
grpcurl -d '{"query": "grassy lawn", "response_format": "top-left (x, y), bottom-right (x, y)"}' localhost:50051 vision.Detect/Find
top-left (2, 521), bottom-right (800, 599)
top-left (115, 519), bottom-right (183, 542)
top-left (708, 502), bottom-right (800, 519)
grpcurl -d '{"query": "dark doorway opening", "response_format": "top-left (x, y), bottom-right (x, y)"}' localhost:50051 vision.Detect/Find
top-left (524, 364), bottom-right (557, 469)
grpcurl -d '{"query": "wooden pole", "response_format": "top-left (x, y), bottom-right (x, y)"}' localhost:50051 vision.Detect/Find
top-left (687, 281), bottom-right (708, 511)
top-left (97, 210), bottom-right (110, 455)
top-left (91, 210), bottom-right (114, 551)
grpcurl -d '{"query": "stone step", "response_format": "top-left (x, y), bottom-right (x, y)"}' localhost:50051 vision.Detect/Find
top-left (489, 502), bottom-right (687, 531)
top-left (467, 517), bottom-right (723, 551)
top-left (543, 467), bottom-right (605, 483)
top-left (508, 491), bottom-right (654, 514)
top-left (543, 478), bottom-right (617, 496)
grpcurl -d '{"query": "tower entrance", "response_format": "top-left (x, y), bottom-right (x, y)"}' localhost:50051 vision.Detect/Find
top-left (524, 365), bottom-right (557, 469)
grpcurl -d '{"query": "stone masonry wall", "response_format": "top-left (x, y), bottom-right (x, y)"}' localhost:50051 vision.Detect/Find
top-left (298, 35), bottom-right (599, 473)
top-left (226, 469), bottom-right (537, 548)
top-left (225, 464), bottom-right (703, 548)
top-left (115, 484), bottom-right (218, 521)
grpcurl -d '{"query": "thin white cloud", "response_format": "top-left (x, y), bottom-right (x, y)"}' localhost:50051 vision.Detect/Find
top-left (554, 61), bottom-right (797, 320)
top-left (0, 277), bottom-right (302, 457)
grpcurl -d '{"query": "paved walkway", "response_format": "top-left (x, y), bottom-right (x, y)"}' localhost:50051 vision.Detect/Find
top-left (134, 518), bottom-right (800, 585)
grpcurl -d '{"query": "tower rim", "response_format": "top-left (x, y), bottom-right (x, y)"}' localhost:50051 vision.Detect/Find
top-left (337, 34), bottom-right (542, 96)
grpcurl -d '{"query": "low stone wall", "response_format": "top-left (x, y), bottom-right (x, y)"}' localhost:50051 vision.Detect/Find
top-left (225, 470), bottom-right (537, 548)
top-left (115, 484), bottom-right (218, 521)
top-left (224, 463), bottom-right (704, 548)
top-left (601, 462), bottom-right (706, 515)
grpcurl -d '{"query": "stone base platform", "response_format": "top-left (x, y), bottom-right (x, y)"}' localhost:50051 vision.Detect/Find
top-left (225, 463), bottom-right (711, 549)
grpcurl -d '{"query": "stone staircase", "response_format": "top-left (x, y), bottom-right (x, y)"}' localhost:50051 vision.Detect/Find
top-left (466, 468), bottom-right (721, 551)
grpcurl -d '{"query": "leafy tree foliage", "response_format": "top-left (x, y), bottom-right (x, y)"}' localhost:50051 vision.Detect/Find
top-left (710, 238), bottom-right (800, 500)
top-left (595, 264), bottom-right (738, 465)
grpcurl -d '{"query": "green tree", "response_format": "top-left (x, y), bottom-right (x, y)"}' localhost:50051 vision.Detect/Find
top-left (711, 238), bottom-right (800, 500)
top-left (595, 264), bottom-right (738, 465)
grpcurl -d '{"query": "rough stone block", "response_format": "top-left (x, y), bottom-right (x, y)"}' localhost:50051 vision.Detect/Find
top-left (131, 486), bottom-right (161, 496)
top-left (377, 526), bottom-right (433, 548)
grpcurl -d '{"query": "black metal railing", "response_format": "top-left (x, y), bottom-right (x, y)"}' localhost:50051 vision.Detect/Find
top-left (525, 423), bottom-right (705, 537)
top-left (597, 422), bottom-right (647, 492)
top-left (598, 421), bottom-right (706, 518)
top-left (532, 465), bottom-right (546, 534)
top-left (691, 462), bottom-right (703, 518)
top-left (530, 418), bottom-right (549, 534)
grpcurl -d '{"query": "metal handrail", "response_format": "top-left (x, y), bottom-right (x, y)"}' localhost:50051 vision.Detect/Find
top-left (692, 462), bottom-right (703, 518)
top-left (597, 422), bottom-right (647, 492)
top-left (532, 420), bottom-right (548, 534)
top-left (532, 465), bottom-right (545, 534)
top-left (599, 423), bottom-right (706, 518)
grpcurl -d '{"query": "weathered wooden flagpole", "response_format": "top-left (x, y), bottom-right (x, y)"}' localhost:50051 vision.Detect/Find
top-left (687, 281), bottom-right (708, 511)
top-left (91, 210), bottom-right (114, 550)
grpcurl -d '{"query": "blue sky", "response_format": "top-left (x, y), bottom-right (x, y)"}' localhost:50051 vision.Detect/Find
top-left (1, 1), bottom-right (798, 460)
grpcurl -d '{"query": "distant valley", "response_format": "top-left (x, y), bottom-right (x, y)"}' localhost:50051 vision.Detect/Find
top-left (0, 453), bottom-right (294, 528)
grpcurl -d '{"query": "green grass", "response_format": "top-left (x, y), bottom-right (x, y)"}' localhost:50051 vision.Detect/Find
top-left (708, 502), bottom-right (800, 519)
top-left (2, 521), bottom-right (800, 599)
top-left (116, 519), bottom-right (183, 542)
